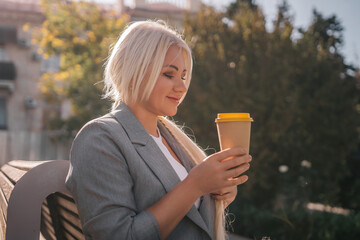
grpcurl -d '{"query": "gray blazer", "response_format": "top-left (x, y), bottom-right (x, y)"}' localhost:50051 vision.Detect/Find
top-left (66, 103), bottom-right (215, 240)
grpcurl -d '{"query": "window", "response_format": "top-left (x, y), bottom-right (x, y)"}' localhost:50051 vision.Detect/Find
top-left (0, 27), bottom-right (17, 44)
top-left (0, 98), bottom-right (6, 129)
top-left (0, 47), bottom-right (8, 62)
top-left (0, 62), bottom-right (16, 80)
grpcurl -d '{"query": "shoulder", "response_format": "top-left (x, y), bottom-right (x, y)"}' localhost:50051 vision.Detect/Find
top-left (79, 113), bottom-right (118, 132)
top-left (69, 112), bottom-right (134, 172)
top-left (70, 112), bottom-right (131, 159)
top-left (70, 105), bottom-right (148, 158)
top-left (74, 112), bottom-right (124, 142)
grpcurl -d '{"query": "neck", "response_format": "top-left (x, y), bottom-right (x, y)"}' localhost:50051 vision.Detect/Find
top-left (126, 102), bottom-right (159, 137)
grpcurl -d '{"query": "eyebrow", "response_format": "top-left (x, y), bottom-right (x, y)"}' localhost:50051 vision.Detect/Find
top-left (163, 64), bottom-right (186, 72)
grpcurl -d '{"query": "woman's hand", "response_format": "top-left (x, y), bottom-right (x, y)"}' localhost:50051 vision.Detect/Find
top-left (187, 147), bottom-right (252, 197)
top-left (147, 147), bottom-right (251, 239)
top-left (211, 152), bottom-right (252, 208)
top-left (212, 186), bottom-right (238, 208)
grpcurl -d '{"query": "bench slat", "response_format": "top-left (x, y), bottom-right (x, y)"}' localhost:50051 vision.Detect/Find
top-left (8, 160), bottom-right (52, 171)
top-left (0, 188), bottom-right (8, 221)
top-left (56, 194), bottom-right (80, 217)
top-left (0, 171), bottom-right (14, 202)
top-left (58, 207), bottom-right (83, 232)
top-left (42, 204), bottom-right (51, 216)
top-left (60, 191), bottom-right (73, 199)
top-left (41, 213), bottom-right (56, 236)
top-left (1, 164), bottom-right (27, 183)
top-left (0, 210), bottom-right (5, 240)
top-left (41, 209), bottom-right (53, 226)
top-left (55, 193), bottom-right (83, 232)
top-left (0, 171), bottom-right (15, 222)
top-left (41, 217), bottom-right (57, 240)
top-left (63, 229), bottom-right (78, 240)
top-left (62, 218), bottom-right (85, 240)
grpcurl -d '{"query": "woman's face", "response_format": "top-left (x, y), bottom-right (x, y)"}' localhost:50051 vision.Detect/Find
top-left (141, 45), bottom-right (188, 117)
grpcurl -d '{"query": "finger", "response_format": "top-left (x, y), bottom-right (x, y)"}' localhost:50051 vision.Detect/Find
top-left (212, 186), bottom-right (235, 195)
top-left (212, 192), bottom-right (231, 201)
top-left (227, 175), bottom-right (249, 186)
top-left (212, 147), bottom-right (247, 162)
top-left (224, 163), bottom-right (250, 179)
top-left (222, 155), bottom-right (252, 170)
top-left (212, 193), bottom-right (230, 198)
top-left (212, 190), bottom-right (230, 196)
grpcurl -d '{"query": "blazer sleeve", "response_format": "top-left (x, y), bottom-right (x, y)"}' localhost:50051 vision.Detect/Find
top-left (65, 120), bottom-right (161, 240)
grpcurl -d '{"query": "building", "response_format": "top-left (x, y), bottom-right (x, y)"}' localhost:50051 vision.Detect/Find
top-left (117, 0), bottom-right (201, 29)
top-left (0, 0), bottom-right (201, 164)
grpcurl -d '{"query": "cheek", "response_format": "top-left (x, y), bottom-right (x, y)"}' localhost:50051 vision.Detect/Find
top-left (148, 87), bottom-right (166, 106)
top-left (153, 79), bottom-right (171, 95)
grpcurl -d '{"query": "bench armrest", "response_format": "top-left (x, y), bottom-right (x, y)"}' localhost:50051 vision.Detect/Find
top-left (6, 160), bottom-right (70, 240)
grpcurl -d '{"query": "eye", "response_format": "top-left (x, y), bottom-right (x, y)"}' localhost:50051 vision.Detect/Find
top-left (181, 71), bottom-right (187, 81)
top-left (163, 73), bottom-right (174, 79)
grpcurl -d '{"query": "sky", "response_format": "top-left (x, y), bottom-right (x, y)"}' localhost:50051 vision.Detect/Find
top-left (107, 0), bottom-right (360, 68)
top-left (203, 0), bottom-right (360, 68)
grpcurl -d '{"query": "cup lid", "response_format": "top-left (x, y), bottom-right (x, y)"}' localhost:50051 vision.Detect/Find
top-left (215, 113), bottom-right (254, 123)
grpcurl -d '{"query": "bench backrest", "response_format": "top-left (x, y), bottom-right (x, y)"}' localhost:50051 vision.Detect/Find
top-left (0, 160), bottom-right (84, 240)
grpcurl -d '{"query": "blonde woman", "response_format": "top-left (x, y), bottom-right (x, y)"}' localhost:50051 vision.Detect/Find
top-left (66, 20), bottom-right (252, 240)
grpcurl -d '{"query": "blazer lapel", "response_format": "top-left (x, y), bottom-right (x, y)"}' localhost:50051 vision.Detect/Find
top-left (199, 194), bottom-right (215, 238)
top-left (112, 103), bottom-right (180, 194)
top-left (112, 103), bottom-right (212, 239)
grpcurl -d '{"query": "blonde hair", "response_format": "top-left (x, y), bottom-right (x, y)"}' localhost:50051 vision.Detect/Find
top-left (104, 20), bottom-right (192, 107)
top-left (104, 20), bottom-right (226, 240)
top-left (159, 117), bottom-right (226, 240)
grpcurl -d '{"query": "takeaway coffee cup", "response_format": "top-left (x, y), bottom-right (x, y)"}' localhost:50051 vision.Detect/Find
top-left (215, 113), bottom-right (253, 153)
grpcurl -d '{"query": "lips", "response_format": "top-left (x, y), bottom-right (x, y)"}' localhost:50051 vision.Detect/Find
top-left (167, 96), bottom-right (181, 103)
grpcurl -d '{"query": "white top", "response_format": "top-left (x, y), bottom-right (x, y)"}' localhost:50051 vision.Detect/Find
top-left (150, 130), bottom-right (200, 209)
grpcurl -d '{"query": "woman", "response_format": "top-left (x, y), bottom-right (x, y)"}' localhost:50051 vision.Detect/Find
top-left (66, 20), bottom-right (252, 240)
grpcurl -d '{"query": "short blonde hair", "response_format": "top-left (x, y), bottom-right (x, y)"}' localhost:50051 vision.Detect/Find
top-left (103, 20), bottom-right (193, 109)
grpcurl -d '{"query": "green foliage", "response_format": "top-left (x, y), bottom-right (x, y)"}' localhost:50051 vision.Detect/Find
top-left (229, 199), bottom-right (360, 240)
top-left (33, 0), bottom-right (128, 132)
top-left (180, 0), bottom-right (360, 237)
top-left (338, 148), bottom-right (360, 212)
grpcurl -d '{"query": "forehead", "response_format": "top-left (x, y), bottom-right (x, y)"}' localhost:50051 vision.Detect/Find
top-left (163, 45), bottom-right (186, 67)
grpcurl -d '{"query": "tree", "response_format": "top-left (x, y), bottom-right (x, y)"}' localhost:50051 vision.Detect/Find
top-left (181, 0), bottom-right (359, 237)
top-left (33, 0), bottom-right (128, 133)
top-left (291, 10), bottom-right (358, 205)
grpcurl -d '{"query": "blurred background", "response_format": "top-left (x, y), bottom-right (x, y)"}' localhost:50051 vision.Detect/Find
top-left (0, 0), bottom-right (359, 239)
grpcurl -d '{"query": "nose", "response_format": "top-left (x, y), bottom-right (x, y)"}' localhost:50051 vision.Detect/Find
top-left (174, 77), bottom-right (187, 93)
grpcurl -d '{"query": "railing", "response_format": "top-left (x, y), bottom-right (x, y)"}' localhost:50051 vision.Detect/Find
top-left (0, 0), bottom-right (42, 13)
top-left (147, 0), bottom-right (187, 9)
top-left (0, 130), bottom-right (71, 166)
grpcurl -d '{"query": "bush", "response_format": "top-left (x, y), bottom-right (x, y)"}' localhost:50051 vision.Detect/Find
top-left (228, 200), bottom-right (360, 240)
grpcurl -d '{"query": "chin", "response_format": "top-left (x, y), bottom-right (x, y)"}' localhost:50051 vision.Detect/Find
top-left (163, 108), bottom-right (178, 117)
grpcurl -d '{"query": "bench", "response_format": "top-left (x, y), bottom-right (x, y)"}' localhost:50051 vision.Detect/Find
top-left (0, 160), bottom-right (85, 240)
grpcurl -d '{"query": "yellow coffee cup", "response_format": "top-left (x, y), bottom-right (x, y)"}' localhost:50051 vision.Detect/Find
top-left (215, 113), bottom-right (253, 153)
